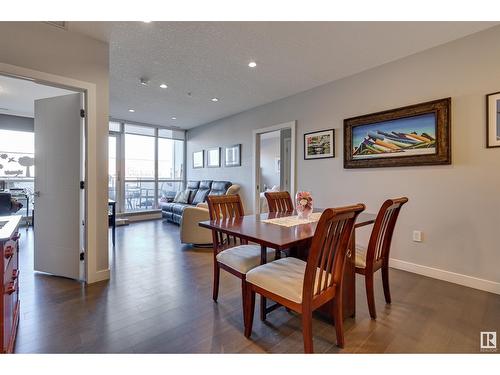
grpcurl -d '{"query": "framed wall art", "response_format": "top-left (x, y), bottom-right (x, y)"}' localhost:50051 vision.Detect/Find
top-left (304, 129), bottom-right (335, 160)
top-left (192, 150), bottom-right (204, 169)
top-left (344, 97), bottom-right (451, 168)
top-left (224, 144), bottom-right (241, 167)
top-left (206, 147), bottom-right (221, 168)
top-left (486, 91), bottom-right (500, 148)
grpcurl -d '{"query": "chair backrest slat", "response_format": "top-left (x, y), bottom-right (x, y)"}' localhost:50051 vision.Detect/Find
top-left (207, 195), bottom-right (246, 250)
top-left (264, 191), bottom-right (294, 213)
top-left (303, 204), bottom-right (365, 302)
top-left (366, 197), bottom-right (408, 267)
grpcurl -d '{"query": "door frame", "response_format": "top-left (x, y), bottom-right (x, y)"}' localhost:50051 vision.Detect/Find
top-left (0, 62), bottom-right (104, 284)
top-left (252, 121), bottom-right (296, 213)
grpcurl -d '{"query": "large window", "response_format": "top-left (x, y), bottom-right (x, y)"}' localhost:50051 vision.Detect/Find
top-left (109, 121), bottom-right (185, 213)
top-left (0, 129), bottom-right (35, 215)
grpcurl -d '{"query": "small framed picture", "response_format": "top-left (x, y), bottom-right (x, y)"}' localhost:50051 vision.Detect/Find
top-left (207, 147), bottom-right (221, 168)
top-left (224, 144), bottom-right (241, 167)
top-left (487, 92), bottom-right (500, 148)
top-left (192, 150), bottom-right (204, 169)
top-left (304, 129), bottom-right (335, 160)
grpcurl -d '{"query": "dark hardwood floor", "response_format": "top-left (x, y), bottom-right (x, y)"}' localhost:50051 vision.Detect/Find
top-left (14, 220), bottom-right (500, 353)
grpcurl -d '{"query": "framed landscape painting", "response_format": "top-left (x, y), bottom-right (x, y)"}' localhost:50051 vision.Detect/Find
top-left (486, 91), bottom-right (500, 148)
top-left (304, 129), bottom-right (335, 160)
top-left (344, 98), bottom-right (451, 168)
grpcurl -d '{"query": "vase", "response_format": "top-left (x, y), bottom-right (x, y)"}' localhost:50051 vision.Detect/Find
top-left (295, 191), bottom-right (313, 220)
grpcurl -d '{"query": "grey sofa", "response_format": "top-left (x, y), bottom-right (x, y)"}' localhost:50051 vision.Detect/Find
top-left (160, 180), bottom-right (232, 225)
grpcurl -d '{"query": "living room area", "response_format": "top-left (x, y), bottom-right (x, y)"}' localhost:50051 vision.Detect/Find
top-left (1, 4), bottom-right (500, 372)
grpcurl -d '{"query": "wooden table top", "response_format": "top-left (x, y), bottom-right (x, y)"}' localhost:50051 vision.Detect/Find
top-left (199, 211), bottom-right (376, 250)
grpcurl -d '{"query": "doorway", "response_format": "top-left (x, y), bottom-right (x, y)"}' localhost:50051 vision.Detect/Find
top-left (253, 121), bottom-right (296, 213)
top-left (0, 73), bottom-right (87, 281)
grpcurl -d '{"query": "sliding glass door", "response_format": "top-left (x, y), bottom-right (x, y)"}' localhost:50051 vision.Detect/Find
top-left (109, 121), bottom-right (185, 214)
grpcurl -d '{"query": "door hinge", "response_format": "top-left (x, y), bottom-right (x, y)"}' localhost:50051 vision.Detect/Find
top-left (80, 252), bottom-right (85, 261)
top-left (80, 181), bottom-right (85, 189)
top-left (80, 109), bottom-right (86, 118)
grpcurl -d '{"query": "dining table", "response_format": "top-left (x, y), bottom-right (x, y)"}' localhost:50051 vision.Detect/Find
top-left (199, 209), bottom-right (377, 322)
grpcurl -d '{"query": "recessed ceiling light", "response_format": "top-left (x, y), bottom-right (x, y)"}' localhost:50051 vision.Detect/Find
top-left (160, 83), bottom-right (168, 89)
top-left (171, 116), bottom-right (177, 120)
top-left (211, 97), bottom-right (219, 102)
top-left (128, 109), bottom-right (135, 113)
top-left (248, 61), bottom-right (257, 68)
top-left (140, 77), bottom-right (150, 86)
top-left (143, 21), bottom-right (152, 23)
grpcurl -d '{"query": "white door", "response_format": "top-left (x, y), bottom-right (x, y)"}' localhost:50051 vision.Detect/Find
top-left (283, 138), bottom-right (291, 193)
top-left (34, 93), bottom-right (83, 280)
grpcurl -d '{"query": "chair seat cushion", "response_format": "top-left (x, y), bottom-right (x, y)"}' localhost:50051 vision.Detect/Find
top-left (355, 247), bottom-right (367, 268)
top-left (246, 257), bottom-right (335, 304)
top-left (216, 245), bottom-right (276, 274)
top-left (246, 257), bottom-right (306, 303)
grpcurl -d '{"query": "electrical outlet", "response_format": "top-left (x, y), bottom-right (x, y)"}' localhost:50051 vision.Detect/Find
top-left (412, 230), bottom-right (423, 242)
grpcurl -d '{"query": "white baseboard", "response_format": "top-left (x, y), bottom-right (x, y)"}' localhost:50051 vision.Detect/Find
top-left (389, 258), bottom-right (500, 295)
top-left (87, 268), bottom-right (110, 284)
top-left (123, 211), bottom-right (162, 222)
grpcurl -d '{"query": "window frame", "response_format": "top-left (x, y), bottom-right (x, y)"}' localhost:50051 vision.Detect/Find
top-left (109, 120), bottom-right (186, 214)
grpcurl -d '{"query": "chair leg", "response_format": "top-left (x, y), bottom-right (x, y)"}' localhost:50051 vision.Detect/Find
top-left (213, 262), bottom-right (220, 302)
top-left (332, 296), bottom-right (345, 348)
top-left (243, 285), bottom-right (255, 338)
top-left (365, 273), bottom-right (377, 320)
top-left (382, 265), bottom-right (391, 304)
top-left (302, 311), bottom-right (314, 353)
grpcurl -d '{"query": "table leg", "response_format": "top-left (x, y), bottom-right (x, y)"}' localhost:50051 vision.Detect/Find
top-left (343, 228), bottom-right (356, 318)
top-left (260, 244), bottom-right (267, 321)
top-left (26, 195), bottom-right (30, 229)
top-left (112, 203), bottom-right (116, 247)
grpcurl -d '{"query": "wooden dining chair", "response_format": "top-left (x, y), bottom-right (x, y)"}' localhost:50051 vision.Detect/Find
top-left (207, 194), bottom-right (276, 306)
top-left (264, 191), bottom-right (294, 213)
top-left (243, 204), bottom-right (365, 353)
top-left (355, 197), bottom-right (408, 320)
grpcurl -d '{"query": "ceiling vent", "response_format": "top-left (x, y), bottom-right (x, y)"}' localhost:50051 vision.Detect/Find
top-left (44, 21), bottom-right (68, 30)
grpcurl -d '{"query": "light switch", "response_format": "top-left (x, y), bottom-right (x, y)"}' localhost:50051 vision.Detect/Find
top-left (412, 230), bottom-right (423, 242)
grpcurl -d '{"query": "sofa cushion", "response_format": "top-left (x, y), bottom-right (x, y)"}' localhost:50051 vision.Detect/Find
top-left (209, 181), bottom-right (232, 196)
top-left (192, 189), bottom-right (210, 205)
top-left (172, 203), bottom-right (190, 215)
top-left (187, 181), bottom-right (200, 189)
top-left (186, 181), bottom-right (200, 204)
top-left (199, 180), bottom-right (213, 190)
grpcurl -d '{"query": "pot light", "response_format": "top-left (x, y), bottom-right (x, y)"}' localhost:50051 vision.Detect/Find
top-left (140, 77), bottom-right (150, 86)
top-left (171, 116), bottom-right (177, 120)
top-left (128, 109), bottom-right (135, 113)
top-left (160, 83), bottom-right (168, 89)
top-left (248, 61), bottom-right (257, 68)
top-left (211, 97), bottom-right (219, 102)
top-left (143, 21), bottom-right (152, 23)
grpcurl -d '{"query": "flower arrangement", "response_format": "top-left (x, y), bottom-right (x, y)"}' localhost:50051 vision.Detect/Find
top-left (295, 191), bottom-right (313, 219)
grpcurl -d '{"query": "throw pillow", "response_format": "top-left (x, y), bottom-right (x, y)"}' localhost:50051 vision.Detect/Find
top-left (173, 189), bottom-right (190, 204)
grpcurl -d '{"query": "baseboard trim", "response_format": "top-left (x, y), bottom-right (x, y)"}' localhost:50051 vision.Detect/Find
top-left (390, 258), bottom-right (500, 295)
top-left (87, 268), bottom-right (110, 284)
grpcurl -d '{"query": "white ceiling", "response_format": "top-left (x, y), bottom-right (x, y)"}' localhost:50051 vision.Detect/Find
top-left (0, 75), bottom-right (74, 117)
top-left (68, 22), bottom-right (500, 128)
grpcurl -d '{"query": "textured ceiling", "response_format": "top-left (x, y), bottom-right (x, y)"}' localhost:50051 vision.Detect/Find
top-left (68, 21), bottom-right (499, 129)
top-left (0, 75), bottom-right (74, 118)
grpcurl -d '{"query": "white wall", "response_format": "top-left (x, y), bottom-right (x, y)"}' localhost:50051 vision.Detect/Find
top-left (260, 132), bottom-right (281, 191)
top-left (0, 22), bottom-right (110, 283)
top-left (187, 25), bottom-right (500, 292)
